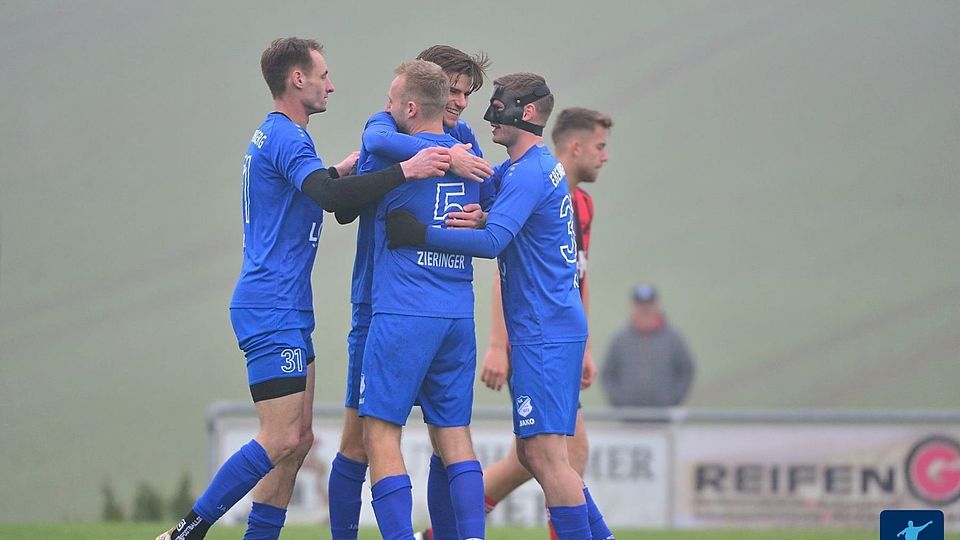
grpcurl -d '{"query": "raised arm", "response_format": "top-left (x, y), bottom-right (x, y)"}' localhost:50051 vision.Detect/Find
top-left (362, 112), bottom-right (436, 162)
top-left (364, 112), bottom-right (491, 182)
top-left (300, 147), bottom-right (450, 213)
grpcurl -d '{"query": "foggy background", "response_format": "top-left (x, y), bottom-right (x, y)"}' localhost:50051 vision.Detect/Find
top-left (1, 0), bottom-right (957, 522)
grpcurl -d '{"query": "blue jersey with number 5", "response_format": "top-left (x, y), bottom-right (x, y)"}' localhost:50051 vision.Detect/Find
top-left (350, 112), bottom-right (490, 306)
top-left (370, 131), bottom-right (479, 319)
top-left (230, 112), bottom-right (326, 311)
top-left (490, 144), bottom-right (587, 345)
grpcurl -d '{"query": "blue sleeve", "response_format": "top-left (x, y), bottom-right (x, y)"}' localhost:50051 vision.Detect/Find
top-left (273, 128), bottom-right (326, 191)
top-left (479, 162), bottom-right (505, 210)
top-left (479, 177), bottom-right (497, 210)
top-left (424, 222), bottom-right (515, 259)
top-left (481, 163), bottom-right (543, 236)
top-left (362, 112), bottom-right (434, 162)
top-left (452, 120), bottom-right (483, 157)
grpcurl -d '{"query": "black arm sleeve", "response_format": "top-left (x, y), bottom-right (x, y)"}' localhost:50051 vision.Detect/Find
top-left (335, 209), bottom-right (361, 225)
top-left (300, 164), bottom-right (406, 213)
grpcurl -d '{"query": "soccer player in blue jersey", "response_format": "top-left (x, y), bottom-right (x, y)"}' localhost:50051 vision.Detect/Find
top-left (155, 38), bottom-right (451, 540)
top-left (387, 73), bottom-right (615, 540)
top-left (354, 60), bottom-right (487, 540)
top-left (328, 46), bottom-right (491, 540)
top-left (420, 107), bottom-right (613, 540)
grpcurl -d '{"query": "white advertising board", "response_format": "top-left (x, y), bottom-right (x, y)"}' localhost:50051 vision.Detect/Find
top-left (211, 415), bottom-right (669, 528)
top-left (672, 424), bottom-right (960, 530)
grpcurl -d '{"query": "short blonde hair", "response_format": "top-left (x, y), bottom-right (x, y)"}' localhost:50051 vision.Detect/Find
top-left (394, 60), bottom-right (449, 120)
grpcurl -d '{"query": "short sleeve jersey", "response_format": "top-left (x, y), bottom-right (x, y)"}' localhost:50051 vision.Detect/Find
top-left (486, 144), bottom-right (588, 345)
top-left (350, 112), bottom-right (489, 306)
top-left (230, 112), bottom-right (325, 311)
top-left (369, 131), bottom-right (480, 319)
top-left (571, 186), bottom-right (594, 288)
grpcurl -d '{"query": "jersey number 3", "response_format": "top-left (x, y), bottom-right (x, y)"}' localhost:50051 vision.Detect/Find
top-left (560, 195), bottom-right (579, 287)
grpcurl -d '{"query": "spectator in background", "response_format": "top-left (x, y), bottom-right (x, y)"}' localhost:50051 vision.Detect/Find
top-left (601, 284), bottom-right (695, 407)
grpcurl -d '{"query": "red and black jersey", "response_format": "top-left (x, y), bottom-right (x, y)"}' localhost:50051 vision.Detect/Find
top-left (571, 186), bottom-right (594, 288)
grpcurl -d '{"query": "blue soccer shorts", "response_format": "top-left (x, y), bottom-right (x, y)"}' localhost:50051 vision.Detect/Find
top-left (230, 308), bottom-right (315, 402)
top-left (344, 302), bottom-right (372, 409)
top-left (359, 313), bottom-right (476, 427)
top-left (509, 341), bottom-right (586, 438)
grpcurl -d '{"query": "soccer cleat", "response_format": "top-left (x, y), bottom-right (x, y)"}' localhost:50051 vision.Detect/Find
top-left (155, 527), bottom-right (174, 540)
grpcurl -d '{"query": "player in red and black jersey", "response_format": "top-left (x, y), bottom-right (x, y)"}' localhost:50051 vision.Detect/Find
top-left (421, 108), bottom-right (612, 540)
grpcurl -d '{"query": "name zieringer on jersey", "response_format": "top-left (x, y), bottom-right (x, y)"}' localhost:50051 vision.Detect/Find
top-left (416, 250), bottom-right (466, 270)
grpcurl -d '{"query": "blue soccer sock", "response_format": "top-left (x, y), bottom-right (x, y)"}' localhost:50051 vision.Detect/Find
top-left (242, 502), bottom-right (286, 540)
top-left (548, 504), bottom-right (591, 540)
top-left (328, 453), bottom-right (368, 540)
top-left (446, 460), bottom-right (485, 540)
top-left (371, 474), bottom-right (414, 540)
top-left (193, 439), bottom-right (274, 524)
top-left (583, 487), bottom-right (615, 539)
top-left (426, 454), bottom-right (458, 540)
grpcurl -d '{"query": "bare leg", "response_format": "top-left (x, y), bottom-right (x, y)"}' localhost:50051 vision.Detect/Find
top-left (338, 407), bottom-right (368, 463)
top-left (567, 410), bottom-right (589, 477)
top-left (251, 363), bottom-right (316, 507)
top-left (363, 417), bottom-right (405, 484)
top-left (516, 434), bottom-right (585, 507)
top-left (482, 439), bottom-right (534, 503)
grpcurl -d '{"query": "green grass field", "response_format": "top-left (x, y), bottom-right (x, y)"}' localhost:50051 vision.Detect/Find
top-left (9, 524), bottom-right (959, 540)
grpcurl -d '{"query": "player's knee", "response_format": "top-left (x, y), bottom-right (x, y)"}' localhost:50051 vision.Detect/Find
top-left (339, 432), bottom-right (367, 462)
top-left (518, 443), bottom-right (564, 477)
top-left (361, 426), bottom-right (377, 453)
top-left (294, 428), bottom-right (315, 459)
top-left (267, 429), bottom-right (305, 463)
top-left (568, 437), bottom-right (589, 476)
top-left (515, 443), bottom-right (534, 474)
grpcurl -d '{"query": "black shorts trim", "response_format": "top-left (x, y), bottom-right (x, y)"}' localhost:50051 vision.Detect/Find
top-left (250, 376), bottom-right (307, 402)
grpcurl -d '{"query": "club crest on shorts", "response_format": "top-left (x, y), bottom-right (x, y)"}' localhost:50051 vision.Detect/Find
top-left (516, 395), bottom-right (533, 418)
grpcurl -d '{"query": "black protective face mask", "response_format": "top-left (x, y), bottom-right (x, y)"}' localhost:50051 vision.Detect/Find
top-left (483, 84), bottom-right (551, 136)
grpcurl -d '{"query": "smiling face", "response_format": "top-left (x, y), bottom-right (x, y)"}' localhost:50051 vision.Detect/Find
top-left (488, 98), bottom-right (515, 147)
top-left (443, 73), bottom-right (473, 129)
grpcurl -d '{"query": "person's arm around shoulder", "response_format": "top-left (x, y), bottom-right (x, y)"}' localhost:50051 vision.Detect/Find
top-left (301, 146), bottom-right (450, 213)
top-left (386, 159), bottom-right (541, 256)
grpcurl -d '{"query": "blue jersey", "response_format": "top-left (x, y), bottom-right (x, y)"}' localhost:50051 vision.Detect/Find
top-left (230, 112), bottom-right (326, 311)
top-left (490, 144), bottom-right (586, 344)
top-left (422, 144), bottom-right (587, 345)
top-left (349, 112), bottom-right (489, 306)
top-left (368, 131), bottom-right (479, 318)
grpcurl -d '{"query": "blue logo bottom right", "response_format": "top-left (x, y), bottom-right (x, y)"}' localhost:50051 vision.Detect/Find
top-left (880, 510), bottom-right (944, 540)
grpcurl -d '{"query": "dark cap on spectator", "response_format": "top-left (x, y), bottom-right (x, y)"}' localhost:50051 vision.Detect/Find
top-left (633, 283), bottom-right (657, 303)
